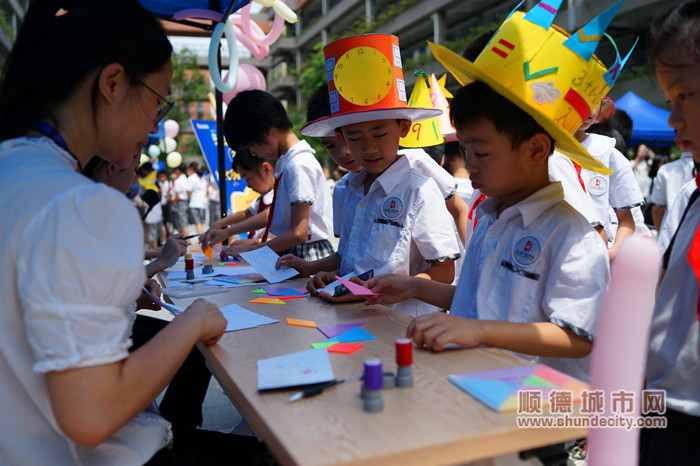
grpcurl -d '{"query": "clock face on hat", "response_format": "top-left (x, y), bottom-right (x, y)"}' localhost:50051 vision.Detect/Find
top-left (334, 46), bottom-right (394, 106)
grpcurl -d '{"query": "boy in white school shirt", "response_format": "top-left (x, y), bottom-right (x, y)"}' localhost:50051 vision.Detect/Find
top-left (294, 34), bottom-right (461, 316)
top-left (365, 1), bottom-right (625, 381)
top-left (200, 90), bottom-right (334, 261)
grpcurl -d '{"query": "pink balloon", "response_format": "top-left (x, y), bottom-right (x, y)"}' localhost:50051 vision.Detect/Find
top-left (222, 64), bottom-right (266, 105)
top-left (164, 119), bottom-right (179, 139)
top-left (586, 236), bottom-right (662, 466)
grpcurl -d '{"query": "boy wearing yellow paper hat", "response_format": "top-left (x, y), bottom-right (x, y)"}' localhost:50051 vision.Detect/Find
top-left (365, 0), bottom-right (634, 381)
top-left (298, 34), bottom-right (461, 316)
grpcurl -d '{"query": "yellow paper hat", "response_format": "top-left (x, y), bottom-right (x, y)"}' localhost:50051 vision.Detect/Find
top-left (429, 0), bottom-right (636, 175)
top-left (400, 75), bottom-right (444, 148)
top-left (301, 34), bottom-right (442, 137)
top-left (429, 73), bottom-right (456, 141)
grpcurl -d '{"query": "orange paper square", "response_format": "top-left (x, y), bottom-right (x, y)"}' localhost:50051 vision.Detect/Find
top-left (286, 318), bottom-right (317, 328)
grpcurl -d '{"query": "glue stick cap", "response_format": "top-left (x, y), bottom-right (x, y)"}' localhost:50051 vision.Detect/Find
top-left (396, 338), bottom-right (412, 366)
top-left (363, 359), bottom-right (383, 391)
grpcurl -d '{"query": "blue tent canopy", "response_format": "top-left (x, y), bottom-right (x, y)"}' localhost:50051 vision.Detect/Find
top-left (614, 91), bottom-right (675, 146)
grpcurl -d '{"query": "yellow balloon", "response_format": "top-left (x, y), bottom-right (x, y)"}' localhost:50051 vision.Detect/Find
top-left (166, 151), bottom-right (182, 168)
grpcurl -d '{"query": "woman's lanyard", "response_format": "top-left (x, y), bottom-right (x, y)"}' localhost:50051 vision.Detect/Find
top-left (32, 120), bottom-right (82, 169)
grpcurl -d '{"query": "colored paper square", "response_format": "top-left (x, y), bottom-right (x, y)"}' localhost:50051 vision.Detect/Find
top-left (249, 297), bottom-right (286, 305)
top-left (311, 342), bottom-right (338, 349)
top-left (317, 322), bottom-right (367, 339)
top-left (327, 343), bottom-right (363, 354)
top-left (335, 276), bottom-right (377, 296)
top-left (325, 326), bottom-right (375, 343)
top-left (286, 318), bottom-right (317, 328)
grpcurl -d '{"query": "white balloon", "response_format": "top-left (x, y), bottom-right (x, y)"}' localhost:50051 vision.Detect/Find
top-left (164, 136), bottom-right (177, 154)
top-left (140, 153), bottom-right (150, 165)
top-left (147, 145), bottom-right (161, 157)
top-left (166, 151), bottom-right (182, 168)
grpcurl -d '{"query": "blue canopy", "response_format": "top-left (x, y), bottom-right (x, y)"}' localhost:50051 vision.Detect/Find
top-left (614, 91), bottom-right (675, 146)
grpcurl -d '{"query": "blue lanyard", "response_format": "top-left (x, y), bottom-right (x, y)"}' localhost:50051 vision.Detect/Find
top-left (32, 120), bottom-right (81, 168)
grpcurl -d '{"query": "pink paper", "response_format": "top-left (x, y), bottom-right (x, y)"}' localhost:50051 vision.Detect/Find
top-left (334, 275), bottom-right (378, 296)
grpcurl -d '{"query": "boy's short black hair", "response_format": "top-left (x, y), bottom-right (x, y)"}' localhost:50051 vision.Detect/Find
top-left (307, 84), bottom-right (331, 123)
top-left (224, 90), bottom-right (293, 148)
top-left (421, 144), bottom-right (445, 165)
top-left (461, 31), bottom-right (495, 61)
top-left (231, 146), bottom-right (265, 173)
top-left (451, 81), bottom-right (554, 154)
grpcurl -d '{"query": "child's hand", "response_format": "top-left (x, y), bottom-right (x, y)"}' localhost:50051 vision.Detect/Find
top-left (406, 312), bottom-right (484, 352)
top-left (277, 254), bottom-right (310, 275)
top-left (158, 234), bottom-right (187, 269)
top-left (136, 279), bottom-right (162, 310)
top-left (306, 271), bottom-right (335, 295)
top-left (200, 228), bottom-right (227, 250)
top-left (364, 274), bottom-right (415, 305)
top-left (178, 298), bottom-right (226, 346)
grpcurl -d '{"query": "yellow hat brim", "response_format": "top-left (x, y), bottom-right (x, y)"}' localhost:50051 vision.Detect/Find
top-left (428, 42), bottom-right (612, 175)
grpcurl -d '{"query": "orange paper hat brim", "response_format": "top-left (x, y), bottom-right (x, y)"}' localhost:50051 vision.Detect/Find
top-left (301, 107), bottom-right (441, 138)
top-left (429, 42), bottom-right (612, 175)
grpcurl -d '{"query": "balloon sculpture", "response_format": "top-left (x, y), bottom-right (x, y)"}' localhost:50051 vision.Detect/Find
top-left (586, 236), bottom-right (662, 465)
top-left (172, 0), bottom-right (298, 94)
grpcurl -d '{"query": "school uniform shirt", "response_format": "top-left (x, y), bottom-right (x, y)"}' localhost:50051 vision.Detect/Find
top-left (269, 140), bottom-right (333, 242)
top-left (247, 190), bottom-right (274, 240)
top-left (650, 152), bottom-right (695, 226)
top-left (657, 178), bottom-right (696, 252)
top-left (455, 177), bottom-right (474, 205)
top-left (332, 172), bottom-right (352, 237)
top-left (579, 133), bottom-right (646, 242)
top-left (187, 173), bottom-right (208, 210)
top-left (647, 187), bottom-right (700, 416)
top-left (549, 150), bottom-right (602, 227)
top-left (450, 182), bottom-right (609, 382)
top-left (172, 173), bottom-right (189, 202)
top-left (0, 137), bottom-right (170, 465)
top-left (337, 154), bottom-right (461, 317)
top-left (399, 148), bottom-right (458, 200)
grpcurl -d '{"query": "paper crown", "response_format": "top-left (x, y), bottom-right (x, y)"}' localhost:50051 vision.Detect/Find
top-left (429, 0), bottom-right (636, 175)
top-left (301, 34), bottom-right (442, 137)
top-left (430, 73), bottom-right (457, 142)
top-left (399, 75), bottom-right (444, 148)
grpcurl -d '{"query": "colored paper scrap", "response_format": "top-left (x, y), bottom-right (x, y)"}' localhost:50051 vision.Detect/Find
top-left (325, 326), bottom-right (376, 343)
top-left (240, 246), bottom-right (299, 283)
top-left (251, 288), bottom-right (267, 294)
top-left (317, 269), bottom-right (373, 296)
top-left (311, 342), bottom-right (338, 349)
top-left (335, 276), bottom-right (378, 296)
top-left (286, 318), bottom-right (317, 328)
top-left (203, 246), bottom-right (214, 260)
top-left (257, 347), bottom-right (335, 390)
top-left (219, 304), bottom-right (279, 332)
top-left (447, 364), bottom-right (589, 412)
top-left (327, 343), bottom-right (363, 354)
top-left (265, 287), bottom-right (305, 297)
top-left (317, 322), bottom-right (367, 339)
top-left (214, 273), bottom-right (266, 285)
top-left (218, 261), bottom-right (245, 266)
top-left (273, 295), bottom-right (306, 300)
top-left (249, 297), bottom-right (286, 305)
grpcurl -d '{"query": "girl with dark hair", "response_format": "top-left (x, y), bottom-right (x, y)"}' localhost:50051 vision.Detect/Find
top-left (0, 1), bottom-right (259, 464)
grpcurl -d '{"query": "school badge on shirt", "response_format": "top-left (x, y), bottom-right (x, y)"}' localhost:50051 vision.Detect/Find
top-left (588, 176), bottom-right (608, 196)
top-left (513, 236), bottom-right (541, 268)
top-left (382, 196), bottom-right (404, 219)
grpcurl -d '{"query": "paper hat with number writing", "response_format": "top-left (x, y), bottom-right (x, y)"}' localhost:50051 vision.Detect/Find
top-left (399, 75), bottom-right (444, 148)
top-left (429, 0), bottom-right (636, 175)
top-left (301, 34), bottom-right (442, 138)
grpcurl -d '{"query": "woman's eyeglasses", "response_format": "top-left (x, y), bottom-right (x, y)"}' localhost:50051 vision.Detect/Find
top-left (130, 75), bottom-right (174, 123)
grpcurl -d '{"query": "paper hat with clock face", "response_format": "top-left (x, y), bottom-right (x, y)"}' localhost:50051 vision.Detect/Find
top-left (301, 34), bottom-right (442, 137)
top-left (429, 0), bottom-right (636, 175)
